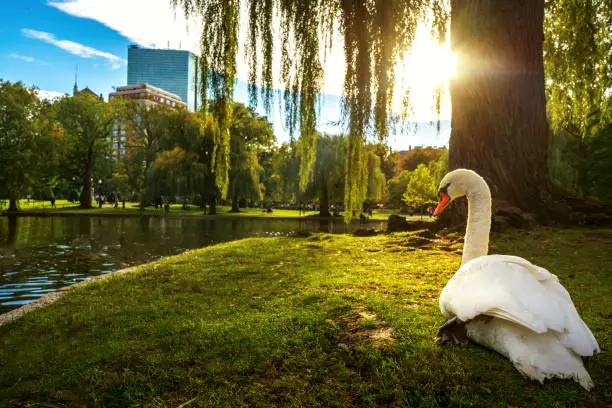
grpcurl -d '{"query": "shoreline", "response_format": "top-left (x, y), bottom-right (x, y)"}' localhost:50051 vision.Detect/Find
top-left (0, 210), bottom-right (391, 223)
top-left (0, 265), bottom-right (138, 327)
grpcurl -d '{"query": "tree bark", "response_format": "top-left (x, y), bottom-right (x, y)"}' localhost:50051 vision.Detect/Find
top-left (449, 0), bottom-right (550, 213)
top-left (318, 178), bottom-right (331, 217)
top-left (80, 145), bottom-right (94, 209)
top-left (230, 193), bottom-right (239, 212)
top-left (8, 198), bottom-right (19, 212)
top-left (208, 198), bottom-right (217, 215)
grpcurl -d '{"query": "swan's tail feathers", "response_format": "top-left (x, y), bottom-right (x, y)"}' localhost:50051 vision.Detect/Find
top-left (513, 358), bottom-right (594, 391)
top-left (466, 318), bottom-right (596, 391)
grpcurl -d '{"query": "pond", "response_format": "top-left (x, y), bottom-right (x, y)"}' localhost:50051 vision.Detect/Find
top-left (0, 215), bottom-right (386, 314)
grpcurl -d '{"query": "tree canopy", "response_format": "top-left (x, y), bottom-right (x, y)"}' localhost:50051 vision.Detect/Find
top-left (173, 0), bottom-right (612, 217)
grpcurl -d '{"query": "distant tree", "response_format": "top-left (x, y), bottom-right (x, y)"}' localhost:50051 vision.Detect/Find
top-left (370, 143), bottom-right (398, 181)
top-left (313, 135), bottom-right (347, 217)
top-left (227, 104), bottom-right (274, 212)
top-left (0, 81), bottom-right (58, 211)
top-left (106, 162), bottom-right (131, 206)
top-left (544, 1), bottom-right (612, 197)
top-left (401, 146), bottom-right (447, 172)
top-left (56, 93), bottom-right (125, 208)
top-left (402, 164), bottom-right (436, 209)
top-left (146, 109), bottom-right (212, 206)
top-left (365, 148), bottom-right (387, 204)
top-left (270, 142), bottom-right (301, 205)
top-left (386, 170), bottom-right (412, 208)
top-left (428, 149), bottom-right (449, 186)
top-left (123, 102), bottom-right (173, 205)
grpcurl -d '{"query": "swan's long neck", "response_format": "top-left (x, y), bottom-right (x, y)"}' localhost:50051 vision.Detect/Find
top-left (462, 185), bottom-right (492, 265)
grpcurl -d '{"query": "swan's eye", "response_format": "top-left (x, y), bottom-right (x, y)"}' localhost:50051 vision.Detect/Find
top-left (439, 184), bottom-right (449, 195)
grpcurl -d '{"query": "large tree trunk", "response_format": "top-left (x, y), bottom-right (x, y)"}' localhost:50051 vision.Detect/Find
top-left (449, 0), bottom-right (550, 213)
top-left (80, 146), bottom-right (94, 209)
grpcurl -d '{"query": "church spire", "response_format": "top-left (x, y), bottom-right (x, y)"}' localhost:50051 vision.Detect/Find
top-left (73, 64), bottom-right (78, 95)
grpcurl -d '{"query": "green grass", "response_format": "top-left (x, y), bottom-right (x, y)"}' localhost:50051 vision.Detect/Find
top-left (1, 228), bottom-right (610, 407)
top-left (2, 200), bottom-right (427, 221)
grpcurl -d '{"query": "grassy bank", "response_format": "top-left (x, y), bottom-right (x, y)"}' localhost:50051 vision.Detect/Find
top-left (1, 199), bottom-right (425, 221)
top-left (1, 228), bottom-right (610, 406)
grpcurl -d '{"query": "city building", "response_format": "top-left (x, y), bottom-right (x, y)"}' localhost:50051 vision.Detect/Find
top-left (108, 83), bottom-right (187, 109)
top-left (108, 84), bottom-right (187, 160)
top-left (127, 45), bottom-right (201, 111)
top-left (73, 82), bottom-right (104, 101)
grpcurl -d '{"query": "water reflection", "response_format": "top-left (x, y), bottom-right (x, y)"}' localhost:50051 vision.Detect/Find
top-left (0, 215), bottom-right (385, 313)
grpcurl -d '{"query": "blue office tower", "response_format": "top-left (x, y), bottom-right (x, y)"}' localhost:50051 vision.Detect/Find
top-left (127, 46), bottom-right (201, 111)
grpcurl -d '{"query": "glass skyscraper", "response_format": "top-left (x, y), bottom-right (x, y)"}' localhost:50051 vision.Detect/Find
top-left (127, 46), bottom-right (201, 111)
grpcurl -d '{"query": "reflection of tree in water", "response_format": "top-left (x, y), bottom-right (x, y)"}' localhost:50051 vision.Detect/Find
top-left (318, 219), bottom-right (329, 233)
top-left (7, 215), bottom-right (17, 246)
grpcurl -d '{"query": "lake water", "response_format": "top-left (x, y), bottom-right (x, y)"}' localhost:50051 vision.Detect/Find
top-left (0, 215), bottom-right (385, 313)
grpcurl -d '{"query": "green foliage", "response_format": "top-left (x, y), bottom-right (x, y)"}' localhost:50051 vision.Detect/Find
top-left (370, 143), bottom-right (398, 181)
top-left (145, 109), bottom-right (216, 205)
top-left (313, 135), bottom-right (347, 216)
top-left (267, 143), bottom-right (301, 204)
top-left (544, 0), bottom-right (612, 135)
top-left (56, 93), bottom-right (125, 208)
top-left (581, 123), bottom-right (612, 200)
top-left (228, 104), bottom-right (275, 210)
top-left (400, 146), bottom-right (447, 172)
top-left (387, 170), bottom-right (412, 207)
top-left (172, 0), bottom-right (448, 213)
top-left (402, 163), bottom-right (436, 208)
top-left (366, 148), bottom-right (387, 203)
top-left (0, 80), bottom-right (59, 209)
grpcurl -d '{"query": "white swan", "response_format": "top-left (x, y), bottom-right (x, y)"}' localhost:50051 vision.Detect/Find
top-left (433, 169), bottom-right (600, 390)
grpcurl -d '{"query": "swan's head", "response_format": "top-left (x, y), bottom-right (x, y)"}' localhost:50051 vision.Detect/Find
top-left (434, 169), bottom-right (488, 216)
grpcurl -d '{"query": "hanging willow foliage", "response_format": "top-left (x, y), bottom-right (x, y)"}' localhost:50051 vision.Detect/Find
top-left (174, 0), bottom-right (446, 210)
top-left (544, 0), bottom-right (612, 137)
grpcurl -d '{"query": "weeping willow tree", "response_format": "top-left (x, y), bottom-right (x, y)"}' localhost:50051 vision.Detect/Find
top-left (173, 0), bottom-right (438, 218)
top-left (544, 0), bottom-right (612, 196)
top-left (175, 0), bottom-right (612, 218)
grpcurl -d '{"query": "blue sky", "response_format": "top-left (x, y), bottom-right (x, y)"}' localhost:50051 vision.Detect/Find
top-left (0, 0), bottom-right (450, 149)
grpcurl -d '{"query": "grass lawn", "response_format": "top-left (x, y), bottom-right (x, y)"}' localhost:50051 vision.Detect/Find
top-left (1, 227), bottom-right (610, 407)
top-left (2, 200), bottom-right (425, 221)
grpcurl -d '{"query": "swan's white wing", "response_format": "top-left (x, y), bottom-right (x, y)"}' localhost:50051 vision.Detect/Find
top-left (440, 255), bottom-right (599, 356)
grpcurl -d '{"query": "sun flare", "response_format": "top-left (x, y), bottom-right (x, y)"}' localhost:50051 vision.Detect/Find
top-left (392, 24), bottom-right (456, 121)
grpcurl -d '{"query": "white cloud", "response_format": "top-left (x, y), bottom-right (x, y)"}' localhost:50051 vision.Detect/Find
top-left (48, 1), bottom-right (201, 54)
top-left (21, 28), bottom-right (126, 69)
top-left (36, 89), bottom-right (67, 100)
top-left (47, 0), bottom-right (346, 95)
top-left (8, 53), bottom-right (50, 66)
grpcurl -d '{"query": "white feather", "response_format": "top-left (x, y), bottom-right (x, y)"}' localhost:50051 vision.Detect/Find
top-left (436, 169), bottom-right (600, 390)
top-left (440, 255), bottom-right (600, 358)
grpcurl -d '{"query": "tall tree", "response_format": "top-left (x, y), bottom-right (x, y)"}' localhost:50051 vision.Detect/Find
top-left (448, 1), bottom-right (550, 212)
top-left (145, 109), bottom-right (214, 206)
top-left (0, 81), bottom-right (55, 211)
top-left (402, 163), bottom-right (436, 209)
top-left (175, 0), bottom-right (612, 217)
top-left (313, 135), bottom-right (347, 217)
top-left (544, 0), bottom-right (612, 196)
top-left (56, 93), bottom-right (124, 208)
top-left (123, 102), bottom-right (172, 205)
top-left (173, 0), bottom-right (430, 216)
top-left (228, 104), bottom-right (275, 212)
top-left (365, 147), bottom-right (387, 205)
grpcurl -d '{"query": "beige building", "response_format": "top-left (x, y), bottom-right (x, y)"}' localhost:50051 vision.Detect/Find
top-left (108, 84), bottom-right (187, 160)
top-left (108, 83), bottom-right (187, 109)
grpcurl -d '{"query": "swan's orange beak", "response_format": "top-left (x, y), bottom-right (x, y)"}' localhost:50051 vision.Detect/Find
top-left (434, 192), bottom-right (450, 216)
